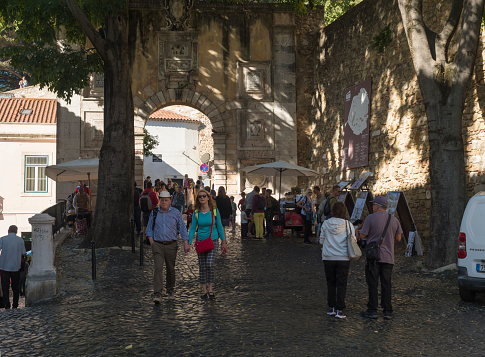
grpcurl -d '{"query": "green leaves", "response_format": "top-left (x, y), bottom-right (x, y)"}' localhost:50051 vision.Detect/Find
top-left (144, 128), bottom-right (159, 157)
top-left (0, 0), bottom-right (126, 97)
top-left (319, 0), bottom-right (363, 25)
top-left (1, 42), bottom-right (103, 102)
top-left (371, 24), bottom-right (392, 53)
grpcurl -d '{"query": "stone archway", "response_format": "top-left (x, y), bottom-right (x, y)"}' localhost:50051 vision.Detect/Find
top-left (133, 86), bottom-right (238, 194)
top-left (58, 3), bottom-right (323, 199)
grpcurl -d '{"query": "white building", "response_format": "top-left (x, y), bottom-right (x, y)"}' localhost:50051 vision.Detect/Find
top-left (145, 109), bottom-right (200, 186)
top-left (0, 97), bottom-right (57, 235)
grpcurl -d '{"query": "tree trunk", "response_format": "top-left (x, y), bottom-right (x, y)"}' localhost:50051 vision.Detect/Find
top-left (424, 100), bottom-right (467, 268)
top-left (398, 0), bottom-right (485, 268)
top-left (87, 61), bottom-right (134, 248)
top-left (78, 13), bottom-right (134, 248)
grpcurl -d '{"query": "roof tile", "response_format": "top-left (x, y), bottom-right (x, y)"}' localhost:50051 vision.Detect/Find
top-left (0, 98), bottom-right (57, 124)
top-left (149, 109), bottom-right (198, 123)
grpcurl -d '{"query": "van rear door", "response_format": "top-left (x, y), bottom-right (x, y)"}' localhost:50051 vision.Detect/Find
top-left (461, 196), bottom-right (485, 279)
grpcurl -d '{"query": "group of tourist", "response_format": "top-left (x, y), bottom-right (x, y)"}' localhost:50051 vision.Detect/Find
top-left (65, 181), bottom-right (91, 235)
top-left (58, 174), bottom-right (400, 321)
top-left (135, 175), bottom-right (236, 239)
top-left (239, 186), bottom-right (280, 240)
top-left (319, 192), bottom-right (402, 320)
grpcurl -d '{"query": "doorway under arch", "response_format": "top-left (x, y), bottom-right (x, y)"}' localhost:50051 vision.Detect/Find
top-left (143, 105), bottom-right (214, 189)
top-left (133, 87), bottom-right (237, 195)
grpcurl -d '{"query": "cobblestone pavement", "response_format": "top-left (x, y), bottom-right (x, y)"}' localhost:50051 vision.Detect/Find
top-left (1, 226), bottom-right (485, 356)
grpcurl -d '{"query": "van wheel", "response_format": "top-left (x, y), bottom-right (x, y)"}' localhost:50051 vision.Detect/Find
top-left (459, 285), bottom-right (476, 302)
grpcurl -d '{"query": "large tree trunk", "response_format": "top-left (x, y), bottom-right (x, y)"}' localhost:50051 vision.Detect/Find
top-left (425, 100), bottom-right (467, 267)
top-left (398, 0), bottom-right (485, 268)
top-left (89, 15), bottom-right (134, 247)
top-left (66, 0), bottom-right (135, 247)
top-left (89, 53), bottom-right (134, 247)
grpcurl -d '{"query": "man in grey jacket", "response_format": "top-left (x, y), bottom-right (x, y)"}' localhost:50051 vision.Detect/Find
top-left (0, 225), bottom-right (26, 309)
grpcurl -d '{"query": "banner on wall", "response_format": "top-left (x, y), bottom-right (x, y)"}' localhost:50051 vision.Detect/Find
top-left (342, 78), bottom-right (371, 169)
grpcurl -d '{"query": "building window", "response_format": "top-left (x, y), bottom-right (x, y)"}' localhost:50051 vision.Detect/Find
top-left (25, 155), bottom-right (48, 193)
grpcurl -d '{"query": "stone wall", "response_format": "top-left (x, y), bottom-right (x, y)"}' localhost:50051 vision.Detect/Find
top-left (296, 8), bottom-right (325, 179)
top-left (307, 0), bottom-right (485, 243)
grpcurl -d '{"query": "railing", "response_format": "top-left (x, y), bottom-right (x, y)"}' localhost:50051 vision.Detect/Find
top-left (41, 200), bottom-right (67, 234)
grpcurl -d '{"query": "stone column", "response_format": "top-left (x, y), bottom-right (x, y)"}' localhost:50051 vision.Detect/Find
top-left (26, 214), bottom-right (57, 306)
top-left (273, 15), bottom-right (298, 194)
top-left (213, 132), bottom-right (228, 188)
top-left (134, 114), bottom-right (146, 185)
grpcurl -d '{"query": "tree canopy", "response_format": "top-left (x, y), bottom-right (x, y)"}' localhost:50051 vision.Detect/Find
top-left (0, 0), bottom-right (122, 99)
top-left (0, 0), bottom-right (364, 94)
top-left (319, 0), bottom-right (363, 24)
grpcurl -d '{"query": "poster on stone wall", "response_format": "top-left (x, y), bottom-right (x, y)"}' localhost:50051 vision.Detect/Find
top-left (386, 191), bottom-right (423, 256)
top-left (342, 78), bottom-right (371, 169)
top-left (351, 191), bottom-right (368, 221)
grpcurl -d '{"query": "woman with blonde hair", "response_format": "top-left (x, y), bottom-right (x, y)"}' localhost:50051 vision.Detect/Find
top-left (189, 189), bottom-right (228, 299)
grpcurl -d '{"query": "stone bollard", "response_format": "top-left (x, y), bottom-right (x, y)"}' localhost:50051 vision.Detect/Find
top-left (26, 213), bottom-right (57, 306)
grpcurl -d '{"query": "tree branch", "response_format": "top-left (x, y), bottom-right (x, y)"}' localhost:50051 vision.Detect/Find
top-left (65, 0), bottom-right (108, 61)
top-left (398, 0), bottom-right (437, 75)
top-left (436, 0), bottom-right (464, 63)
top-left (450, 0), bottom-right (485, 99)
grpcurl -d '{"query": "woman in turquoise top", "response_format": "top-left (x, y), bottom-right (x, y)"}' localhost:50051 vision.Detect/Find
top-left (189, 189), bottom-right (228, 299)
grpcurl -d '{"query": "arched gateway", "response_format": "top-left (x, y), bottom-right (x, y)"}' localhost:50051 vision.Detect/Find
top-left (58, 1), bottom-right (323, 196)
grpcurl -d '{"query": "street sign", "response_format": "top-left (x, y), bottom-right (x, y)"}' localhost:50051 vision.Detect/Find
top-left (200, 153), bottom-right (210, 163)
top-left (200, 163), bottom-right (209, 173)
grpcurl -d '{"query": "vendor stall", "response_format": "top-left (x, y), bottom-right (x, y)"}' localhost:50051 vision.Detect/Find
top-left (241, 161), bottom-right (318, 236)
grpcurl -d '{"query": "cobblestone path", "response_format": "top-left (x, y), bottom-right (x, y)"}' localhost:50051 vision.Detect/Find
top-left (1, 228), bottom-right (485, 356)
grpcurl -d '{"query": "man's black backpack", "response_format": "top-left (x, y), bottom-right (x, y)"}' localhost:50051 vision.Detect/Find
top-left (140, 192), bottom-right (152, 212)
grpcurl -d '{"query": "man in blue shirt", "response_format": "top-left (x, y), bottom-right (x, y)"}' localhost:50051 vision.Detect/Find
top-left (146, 191), bottom-right (190, 304)
top-left (0, 225), bottom-right (26, 309)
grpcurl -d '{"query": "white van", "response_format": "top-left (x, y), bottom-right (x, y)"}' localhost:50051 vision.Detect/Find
top-left (458, 191), bottom-right (485, 301)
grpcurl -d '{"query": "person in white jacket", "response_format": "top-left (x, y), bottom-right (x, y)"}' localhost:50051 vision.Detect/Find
top-left (319, 202), bottom-right (356, 319)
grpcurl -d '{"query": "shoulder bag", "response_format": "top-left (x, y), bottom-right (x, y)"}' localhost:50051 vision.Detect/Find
top-left (365, 214), bottom-right (392, 263)
top-left (346, 220), bottom-right (362, 261)
top-left (195, 210), bottom-right (215, 254)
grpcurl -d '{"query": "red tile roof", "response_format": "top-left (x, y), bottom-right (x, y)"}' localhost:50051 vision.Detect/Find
top-left (149, 109), bottom-right (199, 123)
top-left (0, 98), bottom-right (57, 124)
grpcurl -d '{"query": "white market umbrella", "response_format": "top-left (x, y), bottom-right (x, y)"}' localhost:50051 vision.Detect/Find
top-left (46, 158), bottom-right (99, 209)
top-left (46, 158), bottom-right (99, 182)
top-left (241, 160), bottom-right (318, 200)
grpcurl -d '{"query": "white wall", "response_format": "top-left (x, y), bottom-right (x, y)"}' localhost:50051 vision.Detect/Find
top-left (0, 123), bottom-right (57, 235)
top-left (144, 121), bottom-right (200, 182)
top-left (56, 93), bottom-right (87, 201)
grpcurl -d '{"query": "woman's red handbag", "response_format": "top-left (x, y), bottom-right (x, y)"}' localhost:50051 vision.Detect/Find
top-left (195, 236), bottom-right (214, 254)
top-left (195, 210), bottom-right (215, 254)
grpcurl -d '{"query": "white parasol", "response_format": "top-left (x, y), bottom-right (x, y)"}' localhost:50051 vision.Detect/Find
top-left (241, 160), bottom-right (318, 200)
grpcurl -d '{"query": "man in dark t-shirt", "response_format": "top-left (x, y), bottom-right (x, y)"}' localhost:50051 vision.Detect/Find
top-left (359, 195), bottom-right (402, 320)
